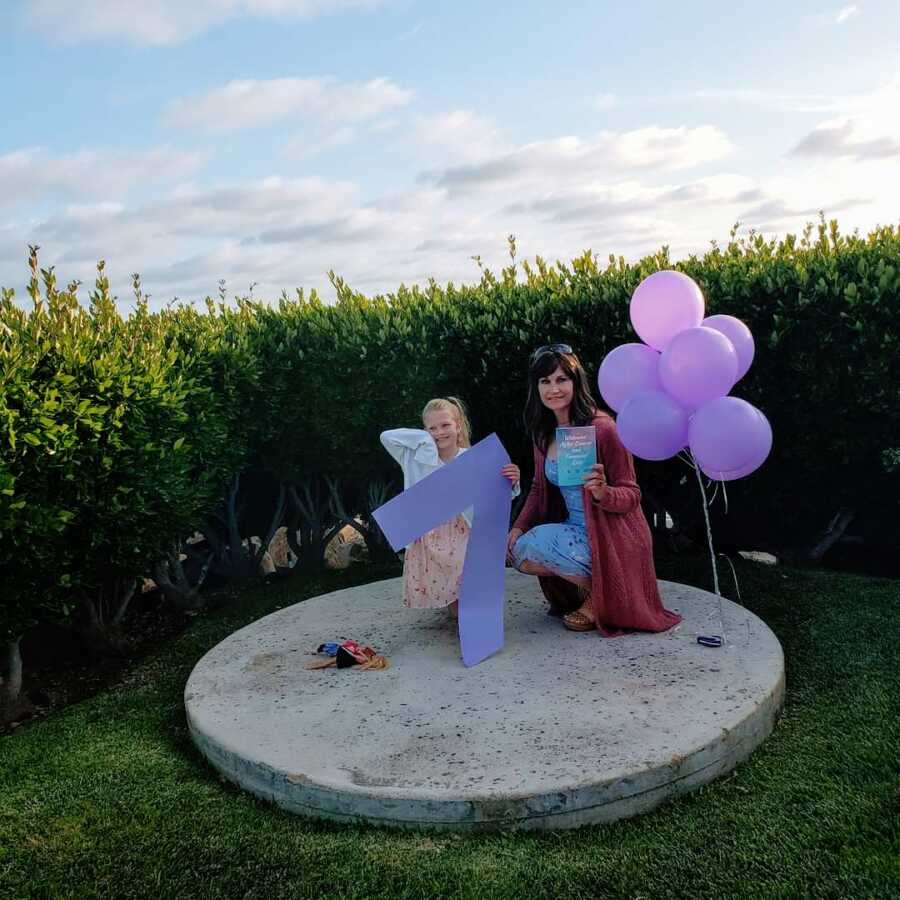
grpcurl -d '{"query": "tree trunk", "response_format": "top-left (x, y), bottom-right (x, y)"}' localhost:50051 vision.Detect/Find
top-left (201, 472), bottom-right (276, 581)
top-left (284, 521), bottom-right (302, 567)
top-left (154, 545), bottom-right (211, 610)
top-left (809, 508), bottom-right (856, 561)
top-left (110, 579), bottom-right (137, 628)
top-left (225, 472), bottom-right (244, 573)
top-left (250, 485), bottom-right (287, 573)
top-left (286, 481), bottom-right (341, 573)
top-left (285, 521), bottom-right (328, 573)
top-left (1, 637), bottom-right (26, 725)
top-left (334, 478), bottom-right (398, 565)
top-left (77, 591), bottom-right (128, 659)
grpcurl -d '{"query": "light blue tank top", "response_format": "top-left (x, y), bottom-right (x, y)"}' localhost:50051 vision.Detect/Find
top-left (546, 458), bottom-right (587, 527)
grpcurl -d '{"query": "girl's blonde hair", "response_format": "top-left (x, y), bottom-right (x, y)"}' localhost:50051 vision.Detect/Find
top-left (422, 396), bottom-right (471, 448)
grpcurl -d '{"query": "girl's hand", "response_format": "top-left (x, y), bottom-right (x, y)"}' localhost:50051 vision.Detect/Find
top-left (506, 527), bottom-right (524, 563)
top-left (583, 463), bottom-right (607, 502)
top-left (501, 463), bottom-right (520, 487)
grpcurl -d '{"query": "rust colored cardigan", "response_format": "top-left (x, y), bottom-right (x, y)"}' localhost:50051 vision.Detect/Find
top-left (513, 413), bottom-right (681, 636)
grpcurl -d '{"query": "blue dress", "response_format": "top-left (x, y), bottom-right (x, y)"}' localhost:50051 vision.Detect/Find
top-left (512, 458), bottom-right (592, 578)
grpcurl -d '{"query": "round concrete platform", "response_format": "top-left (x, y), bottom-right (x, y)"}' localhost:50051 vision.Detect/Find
top-left (185, 573), bottom-right (784, 831)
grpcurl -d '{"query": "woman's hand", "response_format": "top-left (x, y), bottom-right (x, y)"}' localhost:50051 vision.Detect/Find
top-left (501, 463), bottom-right (520, 488)
top-left (583, 463), bottom-right (607, 502)
top-left (506, 527), bottom-right (524, 564)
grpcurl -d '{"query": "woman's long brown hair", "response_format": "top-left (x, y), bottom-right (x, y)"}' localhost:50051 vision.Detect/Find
top-left (524, 349), bottom-right (598, 452)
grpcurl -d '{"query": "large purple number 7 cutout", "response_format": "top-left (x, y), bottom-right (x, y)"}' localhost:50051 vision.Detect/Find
top-left (372, 433), bottom-right (513, 667)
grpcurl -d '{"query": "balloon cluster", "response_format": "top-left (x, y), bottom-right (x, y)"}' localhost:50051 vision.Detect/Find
top-left (598, 270), bottom-right (772, 481)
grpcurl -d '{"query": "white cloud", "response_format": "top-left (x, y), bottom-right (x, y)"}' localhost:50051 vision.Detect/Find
top-left (0, 147), bottom-right (207, 210)
top-left (613, 125), bottom-right (732, 168)
top-left (62, 202), bottom-right (128, 222)
top-left (0, 114), bottom-right (752, 301)
top-left (668, 88), bottom-right (847, 114)
top-left (426, 125), bottom-right (734, 195)
top-left (156, 176), bottom-right (360, 236)
top-left (2, 174), bottom-right (365, 300)
top-left (833, 5), bottom-right (860, 25)
top-left (3, 151), bottom-right (894, 306)
top-left (282, 126), bottom-right (359, 160)
top-left (502, 174), bottom-right (759, 226)
top-left (592, 93), bottom-right (618, 112)
top-left (808, 4), bottom-right (862, 27)
top-left (662, 73), bottom-right (900, 165)
top-left (413, 110), bottom-right (505, 164)
top-left (22, 0), bottom-right (386, 45)
top-left (0, 223), bottom-right (26, 267)
top-left (791, 120), bottom-right (900, 161)
top-left (396, 21), bottom-right (423, 42)
top-left (165, 76), bottom-right (413, 132)
top-left (3, 99), bottom-right (898, 307)
top-left (790, 74), bottom-right (900, 162)
top-left (660, 73), bottom-right (900, 118)
top-left (737, 193), bottom-right (871, 227)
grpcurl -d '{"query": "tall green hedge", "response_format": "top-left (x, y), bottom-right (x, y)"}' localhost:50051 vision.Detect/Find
top-left (1, 221), bottom-right (898, 644)
top-left (0, 253), bottom-right (242, 643)
top-left (309, 222), bottom-right (900, 554)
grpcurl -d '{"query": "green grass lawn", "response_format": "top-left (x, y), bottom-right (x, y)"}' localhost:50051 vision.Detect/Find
top-left (1, 558), bottom-right (897, 899)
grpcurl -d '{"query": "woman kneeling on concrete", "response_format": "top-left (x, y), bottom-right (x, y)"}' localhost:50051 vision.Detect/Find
top-left (507, 344), bottom-right (681, 636)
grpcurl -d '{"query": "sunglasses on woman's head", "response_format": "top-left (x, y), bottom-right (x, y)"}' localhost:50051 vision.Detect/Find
top-left (530, 343), bottom-right (573, 363)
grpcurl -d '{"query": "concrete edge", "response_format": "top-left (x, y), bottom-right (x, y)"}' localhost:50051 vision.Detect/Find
top-left (186, 666), bottom-right (785, 831)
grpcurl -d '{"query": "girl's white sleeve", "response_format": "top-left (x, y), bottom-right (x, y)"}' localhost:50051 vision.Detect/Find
top-left (380, 428), bottom-right (440, 491)
top-left (379, 428), bottom-right (437, 465)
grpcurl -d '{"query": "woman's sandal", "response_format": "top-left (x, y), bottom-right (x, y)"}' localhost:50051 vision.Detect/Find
top-left (562, 610), bottom-right (596, 632)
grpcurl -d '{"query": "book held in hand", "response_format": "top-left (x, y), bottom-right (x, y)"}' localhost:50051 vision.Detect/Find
top-left (555, 426), bottom-right (597, 487)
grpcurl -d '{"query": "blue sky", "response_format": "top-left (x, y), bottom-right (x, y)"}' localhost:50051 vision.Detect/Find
top-left (2, 1), bottom-right (899, 306)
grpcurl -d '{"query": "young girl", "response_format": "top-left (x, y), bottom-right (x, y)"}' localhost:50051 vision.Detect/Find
top-left (381, 397), bottom-right (519, 615)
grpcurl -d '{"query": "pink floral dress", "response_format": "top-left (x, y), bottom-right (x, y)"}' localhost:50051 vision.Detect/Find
top-left (402, 514), bottom-right (470, 608)
top-left (380, 427), bottom-right (472, 610)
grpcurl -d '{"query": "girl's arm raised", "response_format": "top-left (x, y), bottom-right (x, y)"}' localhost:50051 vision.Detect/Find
top-left (379, 428), bottom-right (439, 467)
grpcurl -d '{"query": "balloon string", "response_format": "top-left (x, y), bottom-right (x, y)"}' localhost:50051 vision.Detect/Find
top-left (718, 551), bottom-right (747, 645)
top-left (690, 451), bottom-right (727, 644)
top-left (717, 552), bottom-right (741, 603)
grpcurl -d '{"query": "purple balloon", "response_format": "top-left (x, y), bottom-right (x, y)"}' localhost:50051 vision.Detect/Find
top-left (717, 411), bottom-right (771, 481)
top-left (703, 314), bottom-right (755, 381)
top-left (691, 401), bottom-right (772, 481)
top-left (689, 397), bottom-right (766, 472)
top-left (712, 452), bottom-right (769, 481)
top-left (617, 390), bottom-right (689, 461)
top-left (597, 343), bottom-right (662, 412)
top-left (659, 326), bottom-right (739, 410)
top-left (630, 270), bottom-right (705, 351)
